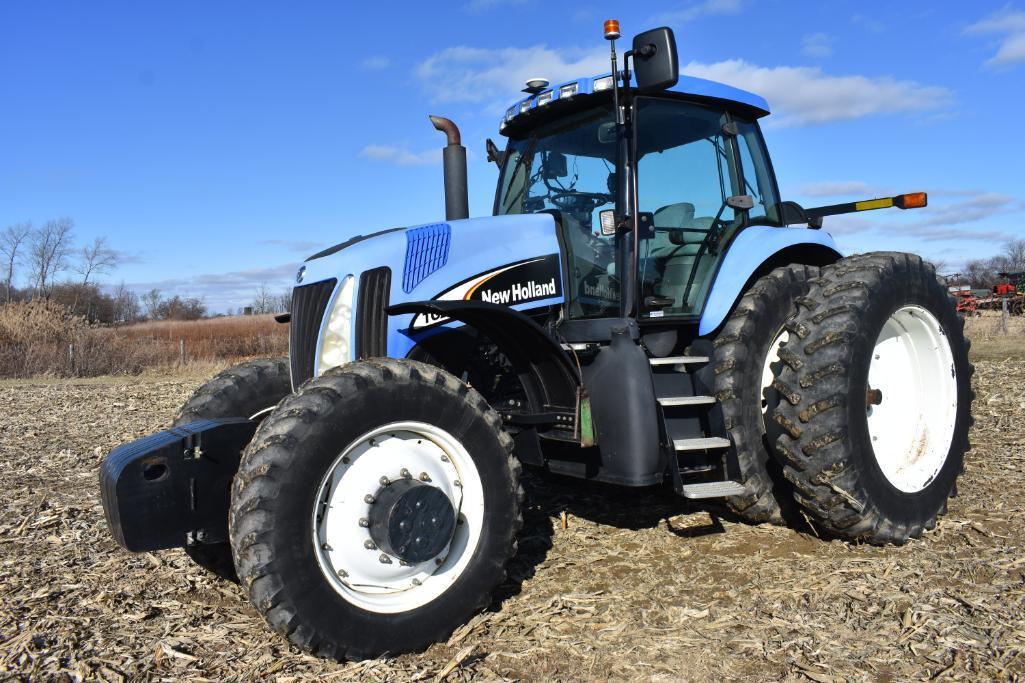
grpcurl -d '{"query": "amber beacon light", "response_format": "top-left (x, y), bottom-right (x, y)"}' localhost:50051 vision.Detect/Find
top-left (604, 19), bottom-right (621, 40)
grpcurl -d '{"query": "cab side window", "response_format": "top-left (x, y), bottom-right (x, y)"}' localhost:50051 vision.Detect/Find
top-left (734, 122), bottom-right (781, 226)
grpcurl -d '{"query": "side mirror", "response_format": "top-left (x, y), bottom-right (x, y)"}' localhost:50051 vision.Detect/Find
top-left (632, 27), bottom-right (679, 93)
top-left (486, 138), bottom-right (505, 167)
top-left (726, 195), bottom-right (755, 211)
top-left (543, 151), bottom-right (567, 179)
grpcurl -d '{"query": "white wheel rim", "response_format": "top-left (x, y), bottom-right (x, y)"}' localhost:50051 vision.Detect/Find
top-left (866, 305), bottom-right (957, 493)
top-left (762, 326), bottom-right (789, 416)
top-left (312, 421), bottom-right (484, 613)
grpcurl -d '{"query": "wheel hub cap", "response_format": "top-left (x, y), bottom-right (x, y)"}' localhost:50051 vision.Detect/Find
top-left (368, 479), bottom-right (456, 563)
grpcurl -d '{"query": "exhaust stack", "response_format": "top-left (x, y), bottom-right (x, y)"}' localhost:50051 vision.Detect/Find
top-left (429, 115), bottom-right (469, 221)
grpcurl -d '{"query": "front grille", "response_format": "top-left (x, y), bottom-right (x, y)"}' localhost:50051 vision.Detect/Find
top-left (356, 267), bottom-right (391, 359)
top-left (289, 278), bottom-right (336, 389)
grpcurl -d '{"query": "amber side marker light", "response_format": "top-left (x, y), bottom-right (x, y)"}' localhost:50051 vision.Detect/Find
top-left (895, 192), bottom-right (928, 209)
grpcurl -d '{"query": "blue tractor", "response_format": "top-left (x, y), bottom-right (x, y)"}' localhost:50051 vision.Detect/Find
top-left (101, 23), bottom-right (973, 660)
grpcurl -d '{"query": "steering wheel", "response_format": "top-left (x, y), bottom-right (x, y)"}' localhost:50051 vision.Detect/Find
top-left (550, 191), bottom-right (612, 212)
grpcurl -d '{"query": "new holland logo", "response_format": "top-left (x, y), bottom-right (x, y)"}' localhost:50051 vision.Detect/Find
top-left (408, 254), bottom-right (562, 330)
top-left (479, 278), bottom-right (557, 305)
top-left (583, 280), bottom-right (617, 301)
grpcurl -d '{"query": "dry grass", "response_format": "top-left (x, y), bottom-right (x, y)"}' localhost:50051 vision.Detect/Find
top-left (965, 312), bottom-right (1025, 361)
top-left (0, 302), bottom-right (286, 378)
top-left (0, 359), bottom-right (1023, 680)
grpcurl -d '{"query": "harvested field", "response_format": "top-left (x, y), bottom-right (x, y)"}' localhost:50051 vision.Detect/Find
top-left (1, 344), bottom-right (1024, 680)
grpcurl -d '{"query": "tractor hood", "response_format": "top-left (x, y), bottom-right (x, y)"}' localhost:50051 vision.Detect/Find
top-left (289, 213), bottom-right (565, 386)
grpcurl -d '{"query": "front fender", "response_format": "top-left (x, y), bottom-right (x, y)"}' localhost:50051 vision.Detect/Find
top-left (698, 227), bottom-right (842, 336)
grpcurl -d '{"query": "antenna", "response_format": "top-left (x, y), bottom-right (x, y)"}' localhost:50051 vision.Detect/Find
top-left (604, 19), bottom-right (622, 123)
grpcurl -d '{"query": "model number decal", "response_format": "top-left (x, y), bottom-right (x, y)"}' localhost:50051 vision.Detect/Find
top-left (409, 254), bottom-right (562, 330)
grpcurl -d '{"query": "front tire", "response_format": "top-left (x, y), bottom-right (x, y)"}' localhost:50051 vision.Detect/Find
top-left (230, 359), bottom-right (522, 660)
top-left (771, 253), bottom-right (972, 544)
top-left (172, 357), bottom-right (291, 580)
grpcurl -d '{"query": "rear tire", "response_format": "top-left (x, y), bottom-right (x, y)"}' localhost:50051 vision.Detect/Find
top-left (230, 358), bottom-right (522, 660)
top-left (770, 253), bottom-right (972, 544)
top-left (712, 264), bottom-right (819, 524)
top-left (172, 357), bottom-right (291, 580)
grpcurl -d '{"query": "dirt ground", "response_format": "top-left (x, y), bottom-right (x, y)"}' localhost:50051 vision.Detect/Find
top-left (1, 339), bottom-right (1024, 681)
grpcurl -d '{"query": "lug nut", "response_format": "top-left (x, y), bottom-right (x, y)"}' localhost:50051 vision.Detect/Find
top-left (399, 559), bottom-right (410, 567)
top-left (419, 472), bottom-right (431, 482)
top-left (364, 539), bottom-right (377, 550)
top-left (412, 578), bottom-right (422, 586)
top-left (379, 554), bottom-right (392, 564)
top-left (400, 468), bottom-right (412, 479)
top-left (454, 480), bottom-right (462, 488)
top-left (379, 476), bottom-right (391, 486)
top-left (337, 569), bottom-right (348, 578)
top-left (440, 454), bottom-right (449, 462)
top-left (321, 542), bottom-right (332, 551)
top-left (364, 494), bottom-right (375, 504)
top-left (341, 456), bottom-right (350, 464)
top-left (359, 518), bottom-right (369, 528)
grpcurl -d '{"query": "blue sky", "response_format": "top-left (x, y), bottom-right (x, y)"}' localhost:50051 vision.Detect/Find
top-left (2, 1), bottom-right (1024, 311)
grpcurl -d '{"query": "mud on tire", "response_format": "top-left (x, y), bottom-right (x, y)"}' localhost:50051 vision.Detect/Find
top-left (172, 357), bottom-right (291, 580)
top-left (711, 264), bottom-right (819, 525)
top-left (770, 253), bottom-right (973, 544)
top-left (229, 358), bottom-right (522, 660)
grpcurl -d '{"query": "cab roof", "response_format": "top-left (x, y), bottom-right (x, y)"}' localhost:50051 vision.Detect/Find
top-left (500, 72), bottom-right (770, 136)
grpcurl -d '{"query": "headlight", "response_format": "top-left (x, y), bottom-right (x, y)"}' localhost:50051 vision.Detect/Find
top-left (316, 275), bottom-right (354, 374)
top-left (592, 76), bottom-right (614, 92)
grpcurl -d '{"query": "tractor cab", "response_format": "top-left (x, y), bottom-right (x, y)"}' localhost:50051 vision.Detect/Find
top-left (495, 72), bottom-right (780, 324)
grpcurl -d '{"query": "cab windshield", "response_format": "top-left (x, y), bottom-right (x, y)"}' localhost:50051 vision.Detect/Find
top-left (496, 105), bottom-right (620, 319)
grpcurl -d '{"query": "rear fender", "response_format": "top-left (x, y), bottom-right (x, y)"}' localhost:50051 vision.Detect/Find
top-left (699, 226), bottom-right (842, 336)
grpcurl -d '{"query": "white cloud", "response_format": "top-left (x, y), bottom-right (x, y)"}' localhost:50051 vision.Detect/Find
top-left (965, 8), bottom-right (1025, 67)
top-left (415, 44), bottom-right (951, 125)
top-left (126, 262), bottom-right (300, 311)
top-left (359, 144), bottom-right (439, 166)
top-left (681, 59), bottom-right (952, 126)
top-left (801, 33), bottom-right (834, 59)
top-left (360, 56), bottom-right (391, 70)
top-left (649, 0), bottom-right (744, 25)
top-left (904, 192), bottom-right (1016, 231)
top-left (798, 181), bottom-right (891, 198)
top-left (415, 45), bottom-right (608, 106)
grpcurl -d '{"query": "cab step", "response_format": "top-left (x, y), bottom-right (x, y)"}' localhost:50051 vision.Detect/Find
top-left (673, 437), bottom-right (730, 451)
top-left (649, 355), bottom-right (709, 366)
top-left (680, 480), bottom-right (746, 499)
top-left (658, 395), bottom-right (716, 407)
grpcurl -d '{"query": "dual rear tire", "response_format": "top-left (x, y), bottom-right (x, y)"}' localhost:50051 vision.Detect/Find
top-left (769, 252), bottom-right (972, 543)
top-left (714, 253), bottom-right (971, 544)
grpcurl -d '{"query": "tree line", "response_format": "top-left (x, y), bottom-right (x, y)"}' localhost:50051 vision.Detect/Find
top-left (2, 217), bottom-right (292, 324)
top-left (957, 239), bottom-right (1025, 288)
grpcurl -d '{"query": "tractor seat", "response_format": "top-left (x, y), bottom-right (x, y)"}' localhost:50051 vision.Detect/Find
top-left (654, 202), bottom-right (696, 229)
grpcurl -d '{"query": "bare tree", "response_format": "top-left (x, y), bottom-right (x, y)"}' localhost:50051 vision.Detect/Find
top-left (76, 236), bottom-right (119, 285)
top-left (28, 217), bottom-right (75, 297)
top-left (0, 222), bottom-right (32, 301)
top-left (251, 283), bottom-right (273, 315)
top-left (143, 288), bottom-right (163, 319)
top-left (112, 282), bottom-right (140, 325)
top-left (276, 287), bottom-right (292, 314)
top-left (1004, 239), bottom-right (1025, 272)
